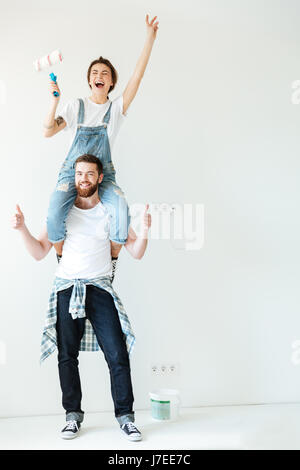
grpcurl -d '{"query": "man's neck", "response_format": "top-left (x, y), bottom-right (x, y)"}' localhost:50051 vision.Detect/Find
top-left (74, 193), bottom-right (101, 210)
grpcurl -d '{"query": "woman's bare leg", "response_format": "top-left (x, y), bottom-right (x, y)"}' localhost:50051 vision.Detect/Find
top-left (110, 242), bottom-right (122, 282)
top-left (111, 241), bottom-right (122, 259)
top-left (54, 240), bottom-right (64, 256)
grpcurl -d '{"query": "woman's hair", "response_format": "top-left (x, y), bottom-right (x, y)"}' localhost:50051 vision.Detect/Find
top-left (87, 56), bottom-right (118, 97)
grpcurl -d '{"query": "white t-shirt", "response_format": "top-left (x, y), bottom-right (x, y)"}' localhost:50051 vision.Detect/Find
top-left (59, 95), bottom-right (128, 153)
top-left (56, 201), bottom-right (112, 280)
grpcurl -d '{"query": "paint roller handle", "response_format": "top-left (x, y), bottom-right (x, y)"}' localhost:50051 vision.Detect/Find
top-left (49, 73), bottom-right (60, 97)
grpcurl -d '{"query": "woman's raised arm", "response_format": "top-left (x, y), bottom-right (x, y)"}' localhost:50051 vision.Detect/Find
top-left (123, 14), bottom-right (159, 115)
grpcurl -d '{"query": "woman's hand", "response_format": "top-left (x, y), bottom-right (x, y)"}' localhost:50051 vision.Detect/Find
top-left (145, 14), bottom-right (159, 40)
top-left (50, 80), bottom-right (61, 103)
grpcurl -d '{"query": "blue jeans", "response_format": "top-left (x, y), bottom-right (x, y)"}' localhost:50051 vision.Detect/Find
top-left (47, 98), bottom-right (130, 244)
top-left (56, 285), bottom-right (135, 425)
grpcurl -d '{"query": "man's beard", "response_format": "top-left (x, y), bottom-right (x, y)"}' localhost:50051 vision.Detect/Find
top-left (76, 182), bottom-right (98, 198)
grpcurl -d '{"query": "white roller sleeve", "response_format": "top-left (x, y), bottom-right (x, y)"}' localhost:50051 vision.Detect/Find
top-left (33, 50), bottom-right (63, 71)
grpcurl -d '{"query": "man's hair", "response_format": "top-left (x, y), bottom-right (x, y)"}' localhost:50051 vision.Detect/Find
top-left (87, 56), bottom-right (118, 97)
top-left (75, 154), bottom-right (103, 175)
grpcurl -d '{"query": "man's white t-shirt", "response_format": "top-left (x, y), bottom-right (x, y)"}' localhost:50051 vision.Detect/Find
top-left (55, 202), bottom-right (112, 280)
top-left (59, 95), bottom-right (128, 153)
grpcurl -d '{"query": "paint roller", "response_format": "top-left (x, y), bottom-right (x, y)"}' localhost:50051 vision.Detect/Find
top-left (33, 50), bottom-right (63, 96)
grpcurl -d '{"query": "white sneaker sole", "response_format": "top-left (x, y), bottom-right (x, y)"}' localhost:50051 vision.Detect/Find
top-left (122, 433), bottom-right (142, 441)
top-left (61, 429), bottom-right (80, 440)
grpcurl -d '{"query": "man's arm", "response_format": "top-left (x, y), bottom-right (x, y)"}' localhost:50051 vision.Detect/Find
top-left (125, 204), bottom-right (151, 259)
top-left (11, 205), bottom-right (52, 260)
top-left (122, 14), bottom-right (159, 115)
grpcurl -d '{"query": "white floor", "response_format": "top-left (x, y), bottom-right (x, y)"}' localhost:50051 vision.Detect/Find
top-left (1, 404), bottom-right (300, 450)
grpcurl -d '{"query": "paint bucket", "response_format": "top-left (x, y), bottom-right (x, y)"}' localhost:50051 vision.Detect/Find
top-left (149, 389), bottom-right (181, 421)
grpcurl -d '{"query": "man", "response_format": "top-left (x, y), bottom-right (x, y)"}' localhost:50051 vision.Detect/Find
top-left (12, 154), bottom-right (151, 442)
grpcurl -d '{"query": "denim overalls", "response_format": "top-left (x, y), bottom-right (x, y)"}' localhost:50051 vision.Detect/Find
top-left (47, 98), bottom-right (130, 244)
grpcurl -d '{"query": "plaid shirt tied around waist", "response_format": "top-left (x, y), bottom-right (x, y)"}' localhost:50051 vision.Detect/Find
top-left (40, 275), bottom-right (136, 364)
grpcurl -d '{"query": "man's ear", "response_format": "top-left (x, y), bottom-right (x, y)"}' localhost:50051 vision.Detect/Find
top-left (98, 173), bottom-right (104, 184)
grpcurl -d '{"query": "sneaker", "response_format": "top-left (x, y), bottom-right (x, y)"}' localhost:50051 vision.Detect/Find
top-left (120, 422), bottom-right (142, 441)
top-left (61, 420), bottom-right (81, 439)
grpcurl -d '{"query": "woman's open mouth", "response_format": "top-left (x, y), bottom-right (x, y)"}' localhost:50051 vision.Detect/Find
top-left (95, 80), bottom-right (104, 88)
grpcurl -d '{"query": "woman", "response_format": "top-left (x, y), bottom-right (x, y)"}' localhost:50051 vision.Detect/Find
top-left (43, 14), bottom-right (159, 268)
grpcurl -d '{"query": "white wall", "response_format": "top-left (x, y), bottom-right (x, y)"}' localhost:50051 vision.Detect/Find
top-left (1, 0), bottom-right (300, 418)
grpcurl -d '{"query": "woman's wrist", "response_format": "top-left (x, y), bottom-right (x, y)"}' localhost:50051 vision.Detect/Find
top-left (146, 32), bottom-right (155, 43)
top-left (50, 99), bottom-right (59, 110)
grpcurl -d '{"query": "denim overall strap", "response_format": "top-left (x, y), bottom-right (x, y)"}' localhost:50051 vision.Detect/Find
top-left (77, 99), bottom-right (85, 125)
top-left (102, 102), bottom-right (113, 126)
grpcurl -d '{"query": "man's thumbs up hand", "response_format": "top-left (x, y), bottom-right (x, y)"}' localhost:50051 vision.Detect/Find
top-left (141, 203), bottom-right (152, 233)
top-left (12, 204), bottom-right (25, 230)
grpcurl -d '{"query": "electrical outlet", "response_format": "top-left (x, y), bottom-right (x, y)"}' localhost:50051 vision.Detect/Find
top-left (150, 362), bottom-right (180, 376)
top-left (151, 364), bottom-right (159, 374)
top-left (167, 363), bottom-right (179, 376)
